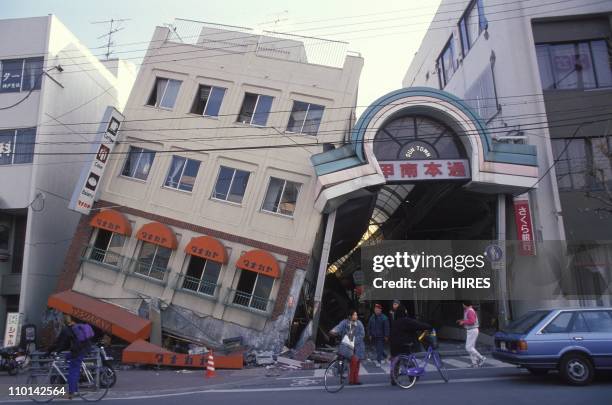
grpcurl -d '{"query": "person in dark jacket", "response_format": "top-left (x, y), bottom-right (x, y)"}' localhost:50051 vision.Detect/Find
top-left (368, 303), bottom-right (390, 366)
top-left (389, 300), bottom-right (407, 328)
top-left (389, 316), bottom-right (432, 385)
top-left (47, 315), bottom-right (89, 397)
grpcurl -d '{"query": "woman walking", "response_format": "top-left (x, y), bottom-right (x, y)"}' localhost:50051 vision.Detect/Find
top-left (330, 309), bottom-right (366, 385)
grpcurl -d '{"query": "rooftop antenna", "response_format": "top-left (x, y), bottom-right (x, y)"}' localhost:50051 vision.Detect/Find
top-left (258, 10), bottom-right (289, 31)
top-left (91, 18), bottom-right (131, 60)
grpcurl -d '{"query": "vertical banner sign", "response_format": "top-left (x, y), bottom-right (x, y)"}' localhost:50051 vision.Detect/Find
top-left (513, 194), bottom-right (536, 256)
top-left (69, 107), bottom-right (124, 215)
top-left (4, 312), bottom-right (23, 347)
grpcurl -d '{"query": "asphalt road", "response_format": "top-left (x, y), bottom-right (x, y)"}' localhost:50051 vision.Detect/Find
top-left (2, 364), bottom-right (610, 404)
top-left (8, 367), bottom-right (606, 405)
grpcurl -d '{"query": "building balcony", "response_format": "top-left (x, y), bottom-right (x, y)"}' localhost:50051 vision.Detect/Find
top-left (81, 245), bottom-right (127, 272)
top-left (130, 260), bottom-right (168, 284)
top-left (225, 288), bottom-right (275, 316)
top-left (176, 275), bottom-right (220, 301)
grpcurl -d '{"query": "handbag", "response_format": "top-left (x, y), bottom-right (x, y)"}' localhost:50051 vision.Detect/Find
top-left (337, 323), bottom-right (356, 359)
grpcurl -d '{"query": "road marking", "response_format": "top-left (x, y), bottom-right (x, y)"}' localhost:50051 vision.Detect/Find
top-left (314, 369), bottom-right (325, 378)
top-left (484, 358), bottom-right (510, 368)
top-left (445, 358), bottom-right (470, 368)
top-left (359, 364), bottom-right (369, 375)
top-left (0, 376), bottom-right (523, 403)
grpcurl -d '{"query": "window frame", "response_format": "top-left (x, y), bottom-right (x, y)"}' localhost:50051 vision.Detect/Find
top-left (181, 256), bottom-right (222, 296)
top-left (121, 146), bottom-right (157, 181)
top-left (0, 128), bottom-right (37, 165)
top-left (146, 77), bottom-right (182, 109)
top-left (437, 36), bottom-right (457, 89)
top-left (233, 269), bottom-right (275, 311)
top-left (458, 0), bottom-right (485, 58)
top-left (535, 38), bottom-right (612, 90)
top-left (190, 84), bottom-right (226, 117)
top-left (211, 165), bottom-right (251, 204)
top-left (0, 57), bottom-right (43, 93)
top-left (135, 241), bottom-right (172, 281)
top-left (286, 101), bottom-right (325, 136)
top-left (237, 92), bottom-right (274, 126)
top-left (90, 228), bottom-right (126, 267)
top-left (261, 177), bottom-right (302, 217)
top-left (163, 155), bottom-right (201, 193)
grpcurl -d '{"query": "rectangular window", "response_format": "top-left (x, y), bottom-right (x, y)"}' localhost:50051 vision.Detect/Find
top-left (459, 0), bottom-right (486, 57)
top-left (191, 85), bottom-right (226, 117)
top-left (91, 229), bottom-right (125, 267)
top-left (286, 101), bottom-right (325, 135)
top-left (233, 270), bottom-right (274, 311)
top-left (262, 177), bottom-right (301, 216)
top-left (581, 311), bottom-right (612, 333)
top-left (536, 39), bottom-right (612, 90)
top-left (237, 93), bottom-right (274, 126)
top-left (121, 146), bottom-right (156, 181)
top-left (0, 214), bottom-right (10, 251)
top-left (182, 256), bottom-right (222, 296)
top-left (0, 128), bottom-right (37, 165)
top-left (147, 77), bottom-right (182, 109)
top-left (164, 155), bottom-right (201, 192)
top-left (212, 166), bottom-right (250, 203)
top-left (437, 37), bottom-right (457, 89)
top-left (136, 242), bottom-right (171, 281)
top-left (0, 57), bottom-right (44, 93)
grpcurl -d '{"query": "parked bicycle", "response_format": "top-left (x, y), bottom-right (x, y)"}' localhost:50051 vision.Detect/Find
top-left (324, 351), bottom-right (349, 393)
top-left (391, 330), bottom-right (450, 389)
top-left (26, 348), bottom-right (108, 402)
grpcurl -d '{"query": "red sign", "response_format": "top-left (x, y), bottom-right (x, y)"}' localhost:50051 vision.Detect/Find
top-left (378, 159), bottom-right (470, 181)
top-left (513, 195), bottom-right (536, 256)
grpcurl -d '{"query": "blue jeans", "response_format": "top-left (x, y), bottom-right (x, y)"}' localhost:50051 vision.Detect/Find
top-left (67, 353), bottom-right (83, 394)
top-left (374, 337), bottom-right (386, 362)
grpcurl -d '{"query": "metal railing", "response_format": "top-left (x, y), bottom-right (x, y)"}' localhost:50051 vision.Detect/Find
top-left (166, 18), bottom-right (350, 68)
top-left (227, 288), bottom-right (274, 313)
top-left (132, 260), bottom-right (168, 282)
top-left (81, 245), bottom-right (125, 269)
top-left (180, 275), bottom-right (218, 297)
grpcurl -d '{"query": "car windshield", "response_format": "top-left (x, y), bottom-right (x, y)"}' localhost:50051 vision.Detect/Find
top-left (501, 310), bottom-right (550, 334)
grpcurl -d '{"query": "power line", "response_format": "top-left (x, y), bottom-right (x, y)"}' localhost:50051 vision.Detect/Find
top-left (0, 0), bottom-right (567, 62)
top-left (4, 0), bottom-right (597, 76)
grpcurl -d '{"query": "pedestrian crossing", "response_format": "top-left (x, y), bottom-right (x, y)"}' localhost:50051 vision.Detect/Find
top-left (313, 356), bottom-right (511, 378)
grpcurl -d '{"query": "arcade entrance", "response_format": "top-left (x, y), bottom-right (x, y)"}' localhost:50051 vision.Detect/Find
top-left (315, 114), bottom-right (500, 341)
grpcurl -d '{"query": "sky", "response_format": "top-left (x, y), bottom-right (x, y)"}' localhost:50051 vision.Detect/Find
top-left (3, 0), bottom-right (442, 115)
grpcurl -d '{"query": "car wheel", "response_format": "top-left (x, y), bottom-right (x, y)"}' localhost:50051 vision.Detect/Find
top-left (526, 368), bottom-right (548, 376)
top-left (559, 354), bottom-right (594, 386)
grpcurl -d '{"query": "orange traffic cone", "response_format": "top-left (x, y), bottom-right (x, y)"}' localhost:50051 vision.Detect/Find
top-left (205, 349), bottom-right (216, 378)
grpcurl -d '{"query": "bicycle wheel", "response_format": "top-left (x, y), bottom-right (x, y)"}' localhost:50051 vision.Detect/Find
top-left (324, 358), bottom-right (348, 393)
top-left (100, 365), bottom-right (116, 388)
top-left (26, 373), bottom-right (59, 403)
top-left (433, 351), bottom-right (449, 382)
top-left (392, 357), bottom-right (418, 389)
top-left (78, 368), bottom-right (109, 402)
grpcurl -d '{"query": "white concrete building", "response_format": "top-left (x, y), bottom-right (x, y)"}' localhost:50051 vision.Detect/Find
top-left (0, 15), bottom-right (135, 340)
top-left (56, 20), bottom-right (363, 351)
top-left (398, 0), bottom-right (612, 316)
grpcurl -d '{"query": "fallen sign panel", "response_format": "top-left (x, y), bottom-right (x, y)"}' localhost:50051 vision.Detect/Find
top-left (122, 339), bottom-right (244, 369)
top-left (48, 290), bottom-right (151, 342)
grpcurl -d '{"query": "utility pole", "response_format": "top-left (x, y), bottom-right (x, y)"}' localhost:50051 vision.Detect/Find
top-left (91, 18), bottom-right (131, 60)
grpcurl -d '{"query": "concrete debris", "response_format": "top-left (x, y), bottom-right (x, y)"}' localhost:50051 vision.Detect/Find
top-left (255, 351), bottom-right (275, 366)
top-left (277, 356), bottom-right (302, 368)
top-left (309, 350), bottom-right (335, 363)
top-left (293, 340), bottom-right (315, 362)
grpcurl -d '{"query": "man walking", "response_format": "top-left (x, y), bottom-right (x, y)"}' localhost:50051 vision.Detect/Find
top-left (368, 303), bottom-right (390, 367)
top-left (457, 301), bottom-right (486, 367)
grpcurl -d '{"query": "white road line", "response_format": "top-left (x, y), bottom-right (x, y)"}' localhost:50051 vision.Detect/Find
top-left (425, 363), bottom-right (437, 372)
top-left (484, 358), bottom-right (511, 368)
top-left (380, 363), bottom-right (390, 374)
top-left (314, 369), bottom-right (325, 378)
top-left (48, 376), bottom-right (520, 402)
top-left (359, 364), bottom-right (369, 375)
top-left (445, 358), bottom-right (471, 369)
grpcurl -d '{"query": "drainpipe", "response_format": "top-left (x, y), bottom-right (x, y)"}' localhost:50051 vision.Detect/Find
top-left (311, 209), bottom-right (337, 343)
top-left (497, 194), bottom-right (510, 328)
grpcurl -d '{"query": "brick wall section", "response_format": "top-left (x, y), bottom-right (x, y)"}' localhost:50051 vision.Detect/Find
top-left (56, 200), bottom-right (311, 320)
top-left (55, 213), bottom-right (95, 293)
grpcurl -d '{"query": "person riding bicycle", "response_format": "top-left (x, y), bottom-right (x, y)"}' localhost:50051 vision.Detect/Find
top-left (389, 315), bottom-right (432, 385)
top-left (46, 315), bottom-right (92, 398)
top-left (330, 309), bottom-right (366, 386)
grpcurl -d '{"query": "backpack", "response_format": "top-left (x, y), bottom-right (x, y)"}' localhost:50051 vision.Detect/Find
top-left (71, 323), bottom-right (94, 343)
